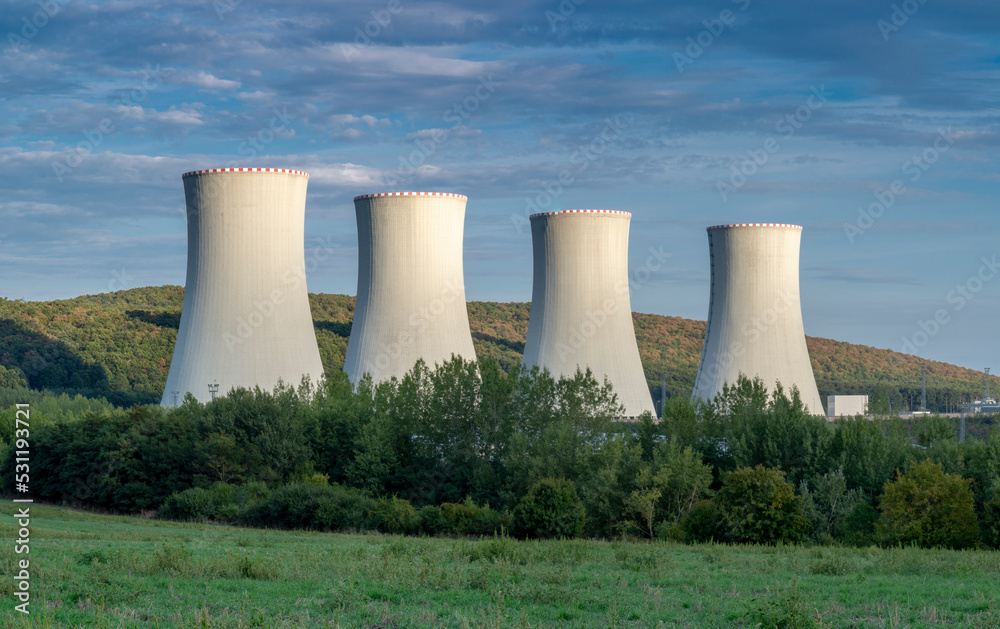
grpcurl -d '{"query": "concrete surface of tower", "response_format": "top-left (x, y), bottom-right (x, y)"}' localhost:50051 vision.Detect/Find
top-left (692, 223), bottom-right (824, 414)
top-left (161, 168), bottom-right (325, 405)
top-left (521, 209), bottom-right (656, 418)
top-left (343, 192), bottom-right (477, 384)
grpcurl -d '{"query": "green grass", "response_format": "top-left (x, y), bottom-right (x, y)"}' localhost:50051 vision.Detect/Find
top-left (1, 502), bottom-right (998, 628)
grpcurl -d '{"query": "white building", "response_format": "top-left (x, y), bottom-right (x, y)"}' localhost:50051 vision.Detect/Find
top-left (521, 209), bottom-right (656, 418)
top-left (343, 192), bottom-right (478, 384)
top-left (692, 223), bottom-right (824, 414)
top-left (162, 168), bottom-right (325, 405)
top-left (827, 395), bottom-right (869, 418)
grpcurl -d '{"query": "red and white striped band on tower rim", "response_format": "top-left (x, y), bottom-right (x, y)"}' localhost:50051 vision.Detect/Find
top-left (182, 168), bottom-right (309, 178)
top-left (354, 192), bottom-right (467, 201)
top-left (530, 209), bottom-right (631, 219)
top-left (707, 223), bottom-right (802, 230)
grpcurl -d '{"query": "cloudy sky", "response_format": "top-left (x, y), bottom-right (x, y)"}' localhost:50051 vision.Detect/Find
top-left (1, 0), bottom-right (998, 370)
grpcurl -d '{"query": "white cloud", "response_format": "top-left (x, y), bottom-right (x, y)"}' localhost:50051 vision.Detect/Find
top-left (166, 69), bottom-right (241, 90)
top-left (237, 90), bottom-right (277, 101)
top-left (113, 104), bottom-right (205, 125)
top-left (306, 162), bottom-right (389, 187)
top-left (327, 113), bottom-right (392, 127)
top-left (323, 44), bottom-right (501, 78)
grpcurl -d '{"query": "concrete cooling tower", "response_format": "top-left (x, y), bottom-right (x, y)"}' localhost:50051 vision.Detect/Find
top-left (692, 223), bottom-right (824, 414)
top-left (161, 168), bottom-right (325, 406)
top-left (521, 210), bottom-right (656, 418)
top-left (343, 192), bottom-right (477, 384)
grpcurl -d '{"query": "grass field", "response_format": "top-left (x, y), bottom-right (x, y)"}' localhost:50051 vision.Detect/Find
top-left (1, 502), bottom-right (998, 628)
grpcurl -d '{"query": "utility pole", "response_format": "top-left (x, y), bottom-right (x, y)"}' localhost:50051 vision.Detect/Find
top-left (171, 391), bottom-right (179, 406)
top-left (986, 367), bottom-right (991, 402)
top-left (208, 381), bottom-right (219, 401)
top-left (921, 364), bottom-right (927, 413)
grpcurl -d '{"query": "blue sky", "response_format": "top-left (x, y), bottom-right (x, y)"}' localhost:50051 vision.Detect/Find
top-left (1, 0), bottom-right (997, 371)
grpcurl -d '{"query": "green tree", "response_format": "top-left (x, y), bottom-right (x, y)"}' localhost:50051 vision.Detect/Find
top-left (650, 438), bottom-right (714, 523)
top-left (625, 466), bottom-right (664, 539)
top-left (798, 468), bottom-right (866, 543)
top-left (513, 478), bottom-right (586, 539)
top-left (831, 416), bottom-right (912, 499)
top-left (198, 432), bottom-right (256, 484)
top-left (980, 495), bottom-right (1000, 549)
top-left (877, 459), bottom-right (981, 549)
top-left (715, 465), bottom-right (811, 545)
top-left (713, 376), bottom-right (833, 487)
top-left (679, 499), bottom-right (725, 543)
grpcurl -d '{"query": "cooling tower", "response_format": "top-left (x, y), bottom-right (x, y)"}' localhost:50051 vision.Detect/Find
top-left (692, 223), bottom-right (824, 414)
top-left (161, 167), bottom-right (325, 406)
top-left (521, 210), bottom-right (656, 418)
top-left (343, 192), bottom-right (477, 384)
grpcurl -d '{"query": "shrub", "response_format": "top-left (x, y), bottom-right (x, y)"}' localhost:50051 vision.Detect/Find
top-left (679, 499), bottom-right (725, 543)
top-left (716, 465), bottom-right (811, 545)
top-left (798, 468), bottom-right (866, 544)
top-left (877, 459), bottom-right (981, 549)
top-left (464, 533), bottom-right (525, 564)
top-left (834, 501), bottom-right (879, 547)
top-left (440, 497), bottom-right (509, 536)
top-left (229, 480), bottom-right (272, 505)
top-left (157, 482), bottom-right (270, 523)
top-left (744, 580), bottom-right (819, 629)
top-left (417, 505), bottom-right (449, 536)
top-left (981, 496), bottom-right (1000, 549)
top-left (158, 487), bottom-right (218, 521)
top-left (655, 520), bottom-right (684, 542)
top-left (373, 496), bottom-right (419, 535)
top-left (237, 482), bottom-right (376, 532)
top-left (513, 478), bottom-right (586, 539)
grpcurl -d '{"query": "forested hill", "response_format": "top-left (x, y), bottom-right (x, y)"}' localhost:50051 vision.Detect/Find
top-left (0, 285), bottom-right (991, 411)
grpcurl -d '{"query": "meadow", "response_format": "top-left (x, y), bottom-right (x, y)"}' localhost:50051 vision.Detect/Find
top-left (1, 502), bottom-right (998, 628)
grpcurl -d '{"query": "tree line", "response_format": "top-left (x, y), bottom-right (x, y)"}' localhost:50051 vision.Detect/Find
top-left (1, 357), bottom-right (997, 548)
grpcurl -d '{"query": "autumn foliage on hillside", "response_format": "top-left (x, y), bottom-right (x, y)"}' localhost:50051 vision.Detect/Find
top-left (0, 286), bottom-right (991, 411)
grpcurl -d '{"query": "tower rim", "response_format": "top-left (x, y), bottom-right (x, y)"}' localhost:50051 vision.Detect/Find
top-left (707, 223), bottom-right (802, 230)
top-left (530, 209), bottom-right (631, 219)
top-left (354, 192), bottom-right (467, 201)
top-left (182, 167), bottom-right (308, 178)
